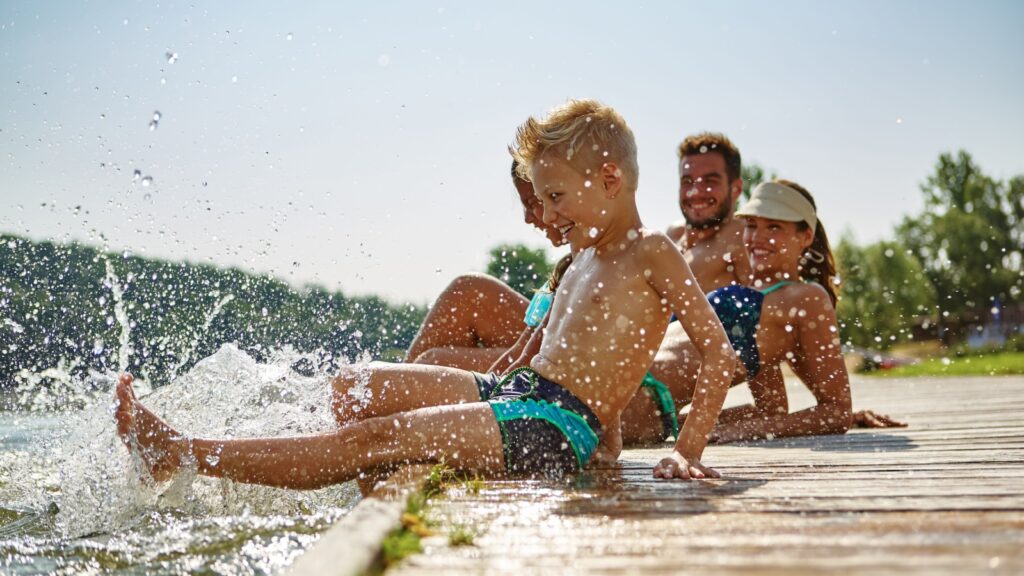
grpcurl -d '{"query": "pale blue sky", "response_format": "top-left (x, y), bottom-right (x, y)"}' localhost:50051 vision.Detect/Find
top-left (3, 1), bottom-right (1023, 303)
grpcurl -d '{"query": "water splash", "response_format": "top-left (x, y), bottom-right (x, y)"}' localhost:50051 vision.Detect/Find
top-left (0, 344), bottom-right (358, 571)
top-left (104, 259), bottom-right (132, 373)
top-left (169, 293), bottom-right (236, 378)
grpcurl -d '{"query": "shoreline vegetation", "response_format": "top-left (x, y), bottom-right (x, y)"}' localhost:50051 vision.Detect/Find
top-left (865, 350), bottom-right (1024, 378)
top-left (0, 233), bottom-right (426, 390)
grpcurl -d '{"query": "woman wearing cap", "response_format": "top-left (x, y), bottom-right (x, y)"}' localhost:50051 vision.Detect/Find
top-left (617, 179), bottom-right (904, 445)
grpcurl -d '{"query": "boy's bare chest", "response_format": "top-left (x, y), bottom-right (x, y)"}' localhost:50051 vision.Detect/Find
top-left (557, 257), bottom-right (651, 316)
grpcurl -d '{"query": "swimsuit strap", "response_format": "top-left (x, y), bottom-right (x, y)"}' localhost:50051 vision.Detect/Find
top-left (758, 280), bottom-right (795, 295)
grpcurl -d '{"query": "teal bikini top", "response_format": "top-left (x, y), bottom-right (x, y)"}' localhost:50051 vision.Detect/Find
top-left (706, 280), bottom-right (794, 379)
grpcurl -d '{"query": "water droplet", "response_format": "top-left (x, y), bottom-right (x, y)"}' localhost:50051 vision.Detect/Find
top-left (435, 268), bottom-right (442, 274)
top-left (377, 54), bottom-right (391, 67)
top-left (153, 111), bottom-right (162, 121)
top-left (99, 113), bottom-right (106, 120)
top-left (141, 176), bottom-right (153, 187)
top-left (588, 227), bottom-right (599, 238)
top-left (204, 454), bottom-right (220, 467)
top-left (699, 145), bottom-right (708, 153)
top-left (132, 169), bottom-right (142, 181)
top-left (286, 32), bottom-right (293, 41)
top-left (261, 307), bottom-right (268, 317)
top-left (106, 316), bottom-right (114, 326)
top-left (626, 229), bottom-right (638, 240)
top-left (165, 51), bottom-right (178, 64)
top-left (584, 180), bottom-right (592, 188)
top-left (231, 75), bottom-right (238, 83)
top-left (895, 117), bottom-right (903, 124)
top-left (148, 120), bottom-right (158, 131)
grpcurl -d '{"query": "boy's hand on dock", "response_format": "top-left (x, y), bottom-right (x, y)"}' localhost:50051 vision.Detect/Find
top-left (653, 451), bottom-right (720, 480)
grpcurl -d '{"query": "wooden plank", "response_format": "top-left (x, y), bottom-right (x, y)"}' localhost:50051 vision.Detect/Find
top-left (387, 377), bottom-right (1024, 575)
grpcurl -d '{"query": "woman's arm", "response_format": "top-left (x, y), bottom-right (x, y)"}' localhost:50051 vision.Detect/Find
top-left (713, 364), bottom-right (788, 425)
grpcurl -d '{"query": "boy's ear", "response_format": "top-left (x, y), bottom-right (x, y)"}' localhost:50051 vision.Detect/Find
top-left (600, 162), bottom-right (623, 198)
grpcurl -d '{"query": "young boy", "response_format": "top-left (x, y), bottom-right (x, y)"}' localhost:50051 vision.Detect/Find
top-left (114, 99), bottom-right (736, 487)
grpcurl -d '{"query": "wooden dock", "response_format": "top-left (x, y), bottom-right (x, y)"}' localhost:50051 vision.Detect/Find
top-left (388, 376), bottom-right (1024, 575)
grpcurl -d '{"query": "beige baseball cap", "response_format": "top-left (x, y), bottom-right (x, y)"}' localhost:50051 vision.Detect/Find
top-left (735, 181), bottom-right (817, 233)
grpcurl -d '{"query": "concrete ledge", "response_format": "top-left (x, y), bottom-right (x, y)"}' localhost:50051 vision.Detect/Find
top-left (288, 465), bottom-right (432, 576)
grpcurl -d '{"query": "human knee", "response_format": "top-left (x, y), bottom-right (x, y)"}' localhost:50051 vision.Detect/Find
top-left (331, 365), bottom-right (376, 425)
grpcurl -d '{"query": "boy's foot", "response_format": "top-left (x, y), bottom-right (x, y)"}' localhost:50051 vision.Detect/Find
top-left (114, 373), bottom-right (187, 482)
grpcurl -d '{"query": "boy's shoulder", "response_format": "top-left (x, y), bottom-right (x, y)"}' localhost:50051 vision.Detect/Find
top-left (636, 228), bottom-right (678, 253)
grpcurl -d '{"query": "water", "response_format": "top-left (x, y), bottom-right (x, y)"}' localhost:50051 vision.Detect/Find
top-left (0, 344), bottom-right (361, 574)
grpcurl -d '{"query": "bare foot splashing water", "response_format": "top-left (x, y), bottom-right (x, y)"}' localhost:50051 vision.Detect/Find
top-left (0, 344), bottom-right (364, 574)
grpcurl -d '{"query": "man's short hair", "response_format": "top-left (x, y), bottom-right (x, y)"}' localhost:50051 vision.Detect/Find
top-left (512, 99), bottom-right (639, 192)
top-left (677, 132), bottom-right (741, 183)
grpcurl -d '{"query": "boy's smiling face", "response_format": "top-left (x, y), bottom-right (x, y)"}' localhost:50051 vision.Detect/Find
top-left (530, 153), bottom-right (608, 249)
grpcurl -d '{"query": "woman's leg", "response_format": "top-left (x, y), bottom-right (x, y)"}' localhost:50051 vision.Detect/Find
top-left (412, 346), bottom-right (509, 373)
top-left (115, 374), bottom-right (506, 490)
top-left (405, 274), bottom-right (528, 368)
top-left (331, 361), bottom-right (484, 425)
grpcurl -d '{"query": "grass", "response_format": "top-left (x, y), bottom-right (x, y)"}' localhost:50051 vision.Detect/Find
top-left (375, 462), bottom-right (482, 571)
top-left (868, 351), bottom-right (1024, 377)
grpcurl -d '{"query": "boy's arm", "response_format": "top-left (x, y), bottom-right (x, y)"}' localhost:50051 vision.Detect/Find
top-left (640, 234), bottom-right (737, 479)
top-left (487, 325), bottom-right (536, 376)
top-left (489, 307), bottom-right (551, 376)
top-left (712, 290), bottom-right (852, 442)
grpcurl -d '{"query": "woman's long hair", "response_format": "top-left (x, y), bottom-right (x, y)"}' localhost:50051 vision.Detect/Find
top-left (775, 179), bottom-right (839, 306)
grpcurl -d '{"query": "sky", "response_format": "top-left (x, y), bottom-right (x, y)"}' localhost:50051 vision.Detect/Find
top-left (3, 1), bottom-right (1023, 304)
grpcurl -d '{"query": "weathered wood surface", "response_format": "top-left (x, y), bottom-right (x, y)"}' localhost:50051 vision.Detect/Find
top-left (394, 376), bottom-right (1024, 575)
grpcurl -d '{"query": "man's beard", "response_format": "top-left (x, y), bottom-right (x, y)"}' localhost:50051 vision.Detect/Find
top-left (684, 199), bottom-right (732, 230)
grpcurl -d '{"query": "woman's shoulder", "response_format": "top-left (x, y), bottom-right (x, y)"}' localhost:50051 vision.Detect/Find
top-left (770, 281), bottom-right (836, 312)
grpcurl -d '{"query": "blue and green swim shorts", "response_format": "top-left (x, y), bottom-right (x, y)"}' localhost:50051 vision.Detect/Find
top-left (472, 367), bottom-right (602, 477)
top-left (640, 372), bottom-right (680, 441)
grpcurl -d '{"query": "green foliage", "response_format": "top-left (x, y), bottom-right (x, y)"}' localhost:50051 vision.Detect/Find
top-left (447, 525), bottom-right (476, 547)
top-left (740, 162), bottom-right (775, 200)
top-left (380, 527), bottom-right (422, 567)
top-left (867, 351), bottom-right (1024, 377)
top-left (485, 243), bottom-right (554, 298)
top-left (836, 235), bottom-right (937, 349)
top-left (896, 151), bottom-right (1024, 324)
top-left (0, 234), bottom-right (426, 389)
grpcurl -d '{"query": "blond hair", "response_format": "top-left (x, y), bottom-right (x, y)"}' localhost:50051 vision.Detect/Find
top-left (511, 99), bottom-right (638, 192)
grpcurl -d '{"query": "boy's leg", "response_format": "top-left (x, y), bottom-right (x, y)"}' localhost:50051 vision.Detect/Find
top-left (331, 362), bottom-right (485, 425)
top-left (115, 374), bottom-right (506, 490)
top-left (404, 274), bottom-right (528, 364)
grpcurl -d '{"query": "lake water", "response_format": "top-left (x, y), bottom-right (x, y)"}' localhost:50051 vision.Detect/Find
top-left (0, 344), bottom-right (361, 575)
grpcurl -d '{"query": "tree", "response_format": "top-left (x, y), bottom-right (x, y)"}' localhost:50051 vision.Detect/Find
top-left (485, 243), bottom-right (554, 298)
top-left (896, 151), bottom-right (1024, 329)
top-left (740, 163), bottom-right (775, 201)
top-left (836, 235), bottom-right (937, 349)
